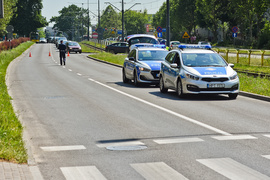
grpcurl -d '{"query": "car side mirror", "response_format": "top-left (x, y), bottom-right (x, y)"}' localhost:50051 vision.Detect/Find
top-left (129, 57), bottom-right (135, 61)
top-left (170, 63), bottom-right (178, 68)
top-left (229, 63), bottom-right (234, 68)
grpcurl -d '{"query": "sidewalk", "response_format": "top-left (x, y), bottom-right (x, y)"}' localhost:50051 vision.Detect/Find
top-left (0, 161), bottom-right (43, 180)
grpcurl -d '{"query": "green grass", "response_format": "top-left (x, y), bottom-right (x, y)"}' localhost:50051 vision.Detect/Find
top-left (238, 73), bottom-right (270, 96)
top-left (79, 43), bottom-right (99, 53)
top-left (89, 51), bottom-right (126, 65)
top-left (0, 41), bottom-right (34, 163)
top-left (81, 40), bottom-right (106, 49)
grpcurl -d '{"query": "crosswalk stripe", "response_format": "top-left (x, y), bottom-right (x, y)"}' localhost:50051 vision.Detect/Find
top-left (130, 162), bottom-right (188, 180)
top-left (96, 141), bottom-right (144, 148)
top-left (211, 135), bottom-right (257, 141)
top-left (40, 145), bottom-right (86, 151)
top-left (197, 158), bottom-right (270, 180)
top-left (60, 166), bottom-right (107, 180)
top-left (264, 134), bottom-right (270, 138)
top-left (262, 155), bottom-right (270, 160)
top-left (153, 137), bottom-right (204, 144)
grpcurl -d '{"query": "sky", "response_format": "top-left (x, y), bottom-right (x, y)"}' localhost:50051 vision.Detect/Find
top-left (42, 0), bottom-right (166, 27)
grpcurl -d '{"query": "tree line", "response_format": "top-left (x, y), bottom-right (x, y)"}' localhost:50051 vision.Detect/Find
top-left (1, 0), bottom-right (270, 48)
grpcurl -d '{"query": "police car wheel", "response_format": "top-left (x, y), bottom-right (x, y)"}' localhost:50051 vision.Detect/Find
top-left (134, 71), bottom-right (140, 87)
top-left (176, 79), bottom-right (184, 97)
top-left (159, 76), bottom-right (168, 93)
top-left (228, 93), bottom-right (238, 99)
top-left (122, 68), bottom-right (130, 83)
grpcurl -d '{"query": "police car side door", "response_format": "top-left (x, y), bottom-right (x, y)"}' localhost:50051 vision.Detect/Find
top-left (125, 49), bottom-right (137, 79)
top-left (162, 51), bottom-right (176, 88)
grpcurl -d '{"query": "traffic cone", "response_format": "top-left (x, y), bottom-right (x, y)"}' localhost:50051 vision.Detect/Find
top-left (29, 52), bottom-right (32, 57)
top-left (49, 52), bottom-right (51, 56)
top-left (67, 51), bottom-right (70, 57)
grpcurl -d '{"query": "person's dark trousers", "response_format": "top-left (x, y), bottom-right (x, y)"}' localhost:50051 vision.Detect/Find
top-left (60, 52), bottom-right (66, 65)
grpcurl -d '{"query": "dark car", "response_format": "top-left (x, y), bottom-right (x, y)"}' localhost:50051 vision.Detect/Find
top-left (67, 41), bottom-right (82, 53)
top-left (105, 42), bottom-right (129, 54)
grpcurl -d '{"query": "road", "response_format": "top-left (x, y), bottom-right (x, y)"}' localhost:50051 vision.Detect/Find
top-left (7, 43), bottom-right (270, 180)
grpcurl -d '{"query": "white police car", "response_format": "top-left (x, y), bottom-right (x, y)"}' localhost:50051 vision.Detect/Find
top-left (122, 44), bottom-right (168, 86)
top-left (159, 44), bottom-right (239, 99)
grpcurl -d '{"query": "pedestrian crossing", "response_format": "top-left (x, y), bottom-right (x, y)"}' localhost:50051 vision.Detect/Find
top-left (39, 134), bottom-right (270, 179)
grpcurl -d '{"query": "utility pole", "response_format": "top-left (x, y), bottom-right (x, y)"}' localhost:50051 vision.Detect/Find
top-left (166, 0), bottom-right (170, 47)
top-left (87, 0), bottom-right (90, 41)
top-left (121, 0), bottom-right (124, 42)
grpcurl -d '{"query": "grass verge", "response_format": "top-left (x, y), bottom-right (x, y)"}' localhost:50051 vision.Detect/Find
top-left (0, 41), bottom-right (34, 163)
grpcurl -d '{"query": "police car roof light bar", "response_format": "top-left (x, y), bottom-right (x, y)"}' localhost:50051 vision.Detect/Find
top-left (134, 44), bottom-right (166, 48)
top-left (178, 44), bottom-right (212, 49)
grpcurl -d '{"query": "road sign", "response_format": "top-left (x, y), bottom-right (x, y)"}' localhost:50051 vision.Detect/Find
top-left (92, 32), bottom-right (98, 39)
top-left (162, 28), bottom-right (166, 32)
top-left (158, 32), bottom-right (162, 38)
top-left (156, 26), bottom-right (162, 33)
top-left (117, 30), bottom-right (122, 34)
top-left (232, 26), bottom-right (238, 33)
top-left (233, 33), bottom-right (237, 38)
top-left (182, 32), bottom-right (190, 38)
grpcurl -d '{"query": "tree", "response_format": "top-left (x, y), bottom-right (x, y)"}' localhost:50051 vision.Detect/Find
top-left (50, 4), bottom-right (90, 41)
top-left (124, 10), bottom-right (149, 35)
top-left (100, 5), bottom-right (121, 39)
top-left (10, 0), bottom-right (47, 36)
top-left (0, 0), bottom-right (17, 37)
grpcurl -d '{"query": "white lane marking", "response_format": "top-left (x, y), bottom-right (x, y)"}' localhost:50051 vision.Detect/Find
top-left (153, 137), bottom-right (204, 144)
top-left (211, 135), bottom-right (257, 141)
top-left (68, 69), bottom-right (72, 72)
top-left (131, 162), bottom-right (189, 180)
top-left (263, 134), bottom-right (270, 138)
top-left (262, 155), bottom-right (270, 160)
top-left (96, 141), bottom-right (144, 148)
top-left (40, 145), bottom-right (86, 151)
top-left (87, 78), bottom-right (231, 136)
top-left (61, 166), bottom-right (107, 180)
top-left (77, 73), bottom-right (82, 76)
top-left (197, 158), bottom-right (270, 180)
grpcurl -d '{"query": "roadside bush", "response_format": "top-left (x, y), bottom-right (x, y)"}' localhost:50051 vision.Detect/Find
top-left (0, 37), bottom-right (29, 53)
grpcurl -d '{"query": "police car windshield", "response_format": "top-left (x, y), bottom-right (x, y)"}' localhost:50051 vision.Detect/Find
top-left (182, 53), bottom-right (227, 67)
top-left (138, 50), bottom-right (167, 61)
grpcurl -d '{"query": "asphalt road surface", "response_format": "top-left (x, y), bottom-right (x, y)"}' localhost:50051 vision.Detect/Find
top-left (7, 43), bottom-right (270, 180)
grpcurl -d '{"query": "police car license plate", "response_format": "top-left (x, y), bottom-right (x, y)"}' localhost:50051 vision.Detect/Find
top-left (207, 84), bottom-right (225, 88)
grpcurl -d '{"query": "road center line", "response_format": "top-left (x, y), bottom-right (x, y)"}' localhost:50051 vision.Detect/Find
top-left (88, 78), bottom-right (231, 136)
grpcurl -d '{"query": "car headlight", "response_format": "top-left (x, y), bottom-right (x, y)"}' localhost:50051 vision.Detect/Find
top-left (139, 66), bottom-right (151, 71)
top-left (230, 73), bottom-right (238, 80)
top-left (185, 72), bottom-right (200, 81)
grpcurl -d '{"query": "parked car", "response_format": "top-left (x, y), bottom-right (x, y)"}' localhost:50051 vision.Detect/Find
top-left (170, 41), bottom-right (180, 49)
top-left (159, 44), bottom-right (239, 99)
top-left (105, 42), bottom-right (129, 54)
top-left (39, 38), bottom-right (47, 43)
top-left (122, 44), bottom-right (168, 86)
top-left (67, 41), bottom-right (82, 53)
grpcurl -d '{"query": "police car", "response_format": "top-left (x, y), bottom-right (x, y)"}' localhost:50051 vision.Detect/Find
top-left (122, 44), bottom-right (168, 86)
top-left (159, 44), bottom-right (239, 99)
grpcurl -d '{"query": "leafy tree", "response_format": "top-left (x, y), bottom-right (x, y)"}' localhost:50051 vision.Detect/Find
top-left (50, 4), bottom-right (90, 41)
top-left (0, 0), bottom-right (17, 37)
top-left (124, 9), bottom-right (149, 35)
top-left (100, 5), bottom-right (121, 39)
top-left (10, 0), bottom-right (47, 37)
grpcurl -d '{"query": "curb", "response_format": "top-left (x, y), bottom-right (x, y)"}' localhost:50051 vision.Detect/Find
top-left (87, 55), bottom-right (270, 102)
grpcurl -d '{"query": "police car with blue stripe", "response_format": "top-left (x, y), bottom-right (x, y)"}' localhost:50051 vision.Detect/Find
top-left (159, 44), bottom-right (239, 99)
top-left (122, 44), bottom-right (168, 86)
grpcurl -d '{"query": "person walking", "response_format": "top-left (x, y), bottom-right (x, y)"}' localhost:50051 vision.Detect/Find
top-left (58, 40), bottom-right (67, 65)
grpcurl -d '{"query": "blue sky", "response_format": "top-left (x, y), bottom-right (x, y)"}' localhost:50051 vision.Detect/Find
top-left (42, 0), bottom-right (165, 26)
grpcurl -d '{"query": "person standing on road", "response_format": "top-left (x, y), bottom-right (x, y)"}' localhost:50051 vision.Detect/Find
top-left (58, 40), bottom-right (67, 66)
